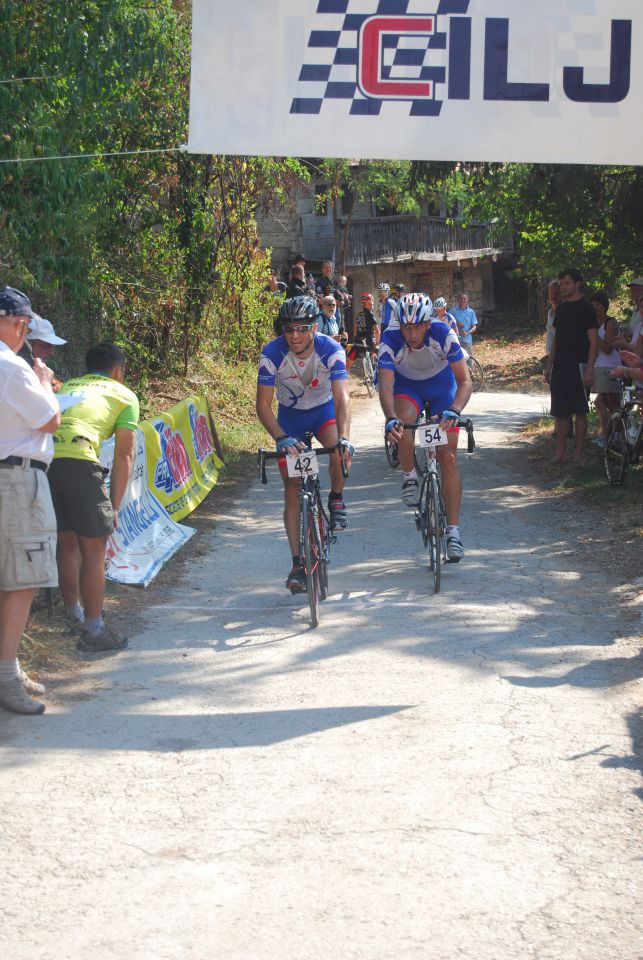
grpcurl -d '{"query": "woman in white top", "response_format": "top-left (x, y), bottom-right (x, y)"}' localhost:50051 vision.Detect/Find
top-left (589, 291), bottom-right (621, 444)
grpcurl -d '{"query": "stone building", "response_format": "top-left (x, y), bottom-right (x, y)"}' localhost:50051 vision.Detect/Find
top-left (257, 178), bottom-right (514, 319)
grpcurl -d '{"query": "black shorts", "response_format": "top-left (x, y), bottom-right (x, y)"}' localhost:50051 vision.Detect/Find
top-left (550, 362), bottom-right (589, 417)
top-left (47, 458), bottom-right (114, 538)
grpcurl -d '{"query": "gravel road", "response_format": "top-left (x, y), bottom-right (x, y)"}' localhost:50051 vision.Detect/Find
top-left (1, 390), bottom-right (641, 960)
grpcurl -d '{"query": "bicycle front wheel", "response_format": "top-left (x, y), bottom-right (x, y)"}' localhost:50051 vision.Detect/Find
top-left (604, 414), bottom-right (629, 485)
top-left (427, 474), bottom-right (442, 593)
top-left (414, 441), bottom-right (428, 476)
top-left (467, 355), bottom-right (486, 392)
top-left (302, 499), bottom-right (321, 627)
top-left (363, 356), bottom-right (375, 397)
top-left (316, 498), bottom-right (330, 601)
top-left (385, 437), bottom-right (400, 469)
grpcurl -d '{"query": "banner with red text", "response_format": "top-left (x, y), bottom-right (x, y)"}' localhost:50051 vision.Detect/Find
top-left (188, 0), bottom-right (640, 165)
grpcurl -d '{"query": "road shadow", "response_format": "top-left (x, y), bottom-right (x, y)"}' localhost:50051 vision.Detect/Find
top-left (0, 704), bottom-right (411, 756)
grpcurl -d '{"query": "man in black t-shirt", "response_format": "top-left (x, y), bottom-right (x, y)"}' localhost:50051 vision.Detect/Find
top-left (347, 292), bottom-right (380, 370)
top-left (545, 268), bottom-right (598, 464)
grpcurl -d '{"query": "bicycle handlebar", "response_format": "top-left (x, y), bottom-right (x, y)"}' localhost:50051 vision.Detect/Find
top-left (392, 415), bottom-right (476, 453)
top-left (258, 445), bottom-right (349, 484)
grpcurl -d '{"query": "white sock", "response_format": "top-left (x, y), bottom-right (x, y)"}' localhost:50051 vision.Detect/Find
top-left (65, 601), bottom-right (84, 622)
top-left (403, 469), bottom-right (418, 481)
top-left (447, 525), bottom-right (460, 539)
top-left (83, 616), bottom-right (104, 637)
top-left (0, 659), bottom-right (20, 681)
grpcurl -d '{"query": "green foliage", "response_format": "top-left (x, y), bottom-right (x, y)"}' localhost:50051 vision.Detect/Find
top-left (0, 1), bottom-right (307, 383)
top-left (445, 162), bottom-right (643, 293)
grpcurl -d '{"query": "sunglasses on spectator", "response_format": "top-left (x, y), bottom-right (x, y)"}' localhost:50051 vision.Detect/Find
top-left (283, 323), bottom-right (313, 335)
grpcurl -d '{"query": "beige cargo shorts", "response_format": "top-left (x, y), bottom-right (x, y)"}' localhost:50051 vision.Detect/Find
top-left (0, 463), bottom-right (58, 591)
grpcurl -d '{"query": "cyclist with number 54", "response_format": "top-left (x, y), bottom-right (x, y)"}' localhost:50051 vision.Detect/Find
top-left (378, 293), bottom-right (472, 562)
top-left (256, 295), bottom-right (354, 593)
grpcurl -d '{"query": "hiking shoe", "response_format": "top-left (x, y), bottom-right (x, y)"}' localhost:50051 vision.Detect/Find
top-left (286, 564), bottom-right (307, 594)
top-left (19, 668), bottom-right (46, 695)
top-left (328, 494), bottom-right (348, 529)
top-left (76, 626), bottom-right (128, 653)
top-left (401, 478), bottom-right (419, 506)
top-left (0, 677), bottom-right (45, 715)
top-left (446, 536), bottom-right (464, 563)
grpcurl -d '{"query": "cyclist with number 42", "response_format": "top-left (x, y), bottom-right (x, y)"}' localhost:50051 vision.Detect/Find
top-left (256, 295), bottom-right (354, 593)
top-left (378, 292), bottom-right (473, 562)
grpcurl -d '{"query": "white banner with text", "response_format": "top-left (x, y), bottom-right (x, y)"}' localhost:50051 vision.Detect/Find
top-left (188, 0), bottom-right (640, 165)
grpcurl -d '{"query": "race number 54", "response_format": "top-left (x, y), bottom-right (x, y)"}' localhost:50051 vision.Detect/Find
top-left (419, 424), bottom-right (448, 448)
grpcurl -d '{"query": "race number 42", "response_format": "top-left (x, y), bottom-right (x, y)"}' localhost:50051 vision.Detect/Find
top-left (286, 451), bottom-right (319, 477)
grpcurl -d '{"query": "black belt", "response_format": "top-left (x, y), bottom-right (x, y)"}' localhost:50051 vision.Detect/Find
top-left (0, 456), bottom-right (48, 472)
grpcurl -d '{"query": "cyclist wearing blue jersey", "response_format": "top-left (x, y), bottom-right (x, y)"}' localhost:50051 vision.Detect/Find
top-left (432, 297), bottom-right (459, 338)
top-left (256, 296), bottom-right (353, 592)
top-left (379, 293), bottom-right (472, 561)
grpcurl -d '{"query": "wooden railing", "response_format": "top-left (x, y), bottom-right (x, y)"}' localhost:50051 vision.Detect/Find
top-left (340, 216), bottom-right (513, 266)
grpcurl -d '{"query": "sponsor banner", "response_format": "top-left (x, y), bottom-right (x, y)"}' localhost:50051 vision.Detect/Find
top-left (142, 396), bottom-right (224, 522)
top-left (100, 432), bottom-right (196, 587)
top-left (189, 0), bottom-right (640, 165)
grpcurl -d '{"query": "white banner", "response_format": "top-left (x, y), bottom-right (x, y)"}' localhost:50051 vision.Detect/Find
top-left (188, 0), bottom-right (640, 165)
top-left (100, 431), bottom-right (195, 588)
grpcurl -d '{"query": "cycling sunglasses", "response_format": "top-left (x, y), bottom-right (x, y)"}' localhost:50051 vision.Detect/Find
top-left (283, 323), bottom-right (314, 335)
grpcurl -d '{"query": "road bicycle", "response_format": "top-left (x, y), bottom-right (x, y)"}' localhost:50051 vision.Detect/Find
top-left (350, 340), bottom-right (378, 397)
top-left (604, 378), bottom-right (642, 485)
top-left (258, 436), bottom-right (348, 627)
top-left (397, 406), bottom-right (475, 593)
top-left (465, 352), bottom-right (486, 392)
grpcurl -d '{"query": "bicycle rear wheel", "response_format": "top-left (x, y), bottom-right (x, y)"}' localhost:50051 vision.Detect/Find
top-left (467, 355), bottom-right (486, 392)
top-left (302, 499), bottom-right (321, 627)
top-left (427, 474), bottom-right (442, 593)
top-left (604, 414), bottom-right (629, 485)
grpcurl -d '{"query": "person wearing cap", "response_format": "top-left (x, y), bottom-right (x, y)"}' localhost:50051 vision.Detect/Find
top-left (0, 286), bottom-right (61, 716)
top-left (27, 314), bottom-right (67, 363)
top-left (48, 343), bottom-right (139, 653)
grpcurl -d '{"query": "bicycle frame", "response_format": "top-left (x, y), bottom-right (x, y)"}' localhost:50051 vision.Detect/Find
top-left (604, 379), bottom-right (642, 485)
top-left (258, 436), bottom-right (348, 627)
top-left (397, 406), bottom-right (475, 593)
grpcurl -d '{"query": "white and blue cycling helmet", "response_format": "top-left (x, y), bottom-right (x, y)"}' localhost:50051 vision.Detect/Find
top-left (433, 296), bottom-right (448, 310)
top-left (397, 292), bottom-right (433, 325)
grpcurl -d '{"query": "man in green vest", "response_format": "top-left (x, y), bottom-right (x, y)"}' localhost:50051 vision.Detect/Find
top-left (48, 343), bottom-right (139, 651)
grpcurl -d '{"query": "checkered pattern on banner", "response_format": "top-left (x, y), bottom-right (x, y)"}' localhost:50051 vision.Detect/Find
top-left (291, 0), bottom-right (470, 116)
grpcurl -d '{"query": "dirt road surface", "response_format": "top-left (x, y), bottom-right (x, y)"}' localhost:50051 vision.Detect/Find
top-left (1, 391), bottom-right (641, 960)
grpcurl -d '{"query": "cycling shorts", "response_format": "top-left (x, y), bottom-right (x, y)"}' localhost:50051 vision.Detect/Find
top-left (393, 372), bottom-right (457, 421)
top-left (277, 398), bottom-right (337, 442)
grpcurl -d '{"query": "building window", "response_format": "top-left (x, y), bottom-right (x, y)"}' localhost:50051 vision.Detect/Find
top-left (340, 188), bottom-right (355, 216)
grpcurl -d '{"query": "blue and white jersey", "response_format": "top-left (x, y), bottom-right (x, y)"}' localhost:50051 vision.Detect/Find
top-left (432, 311), bottom-right (459, 335)
top-left (258, 334), bottom-right (348, 410)
top-left (378, 320), bottom-right (465, 381)
top-left (380, 297), bottom-right (399, 332)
